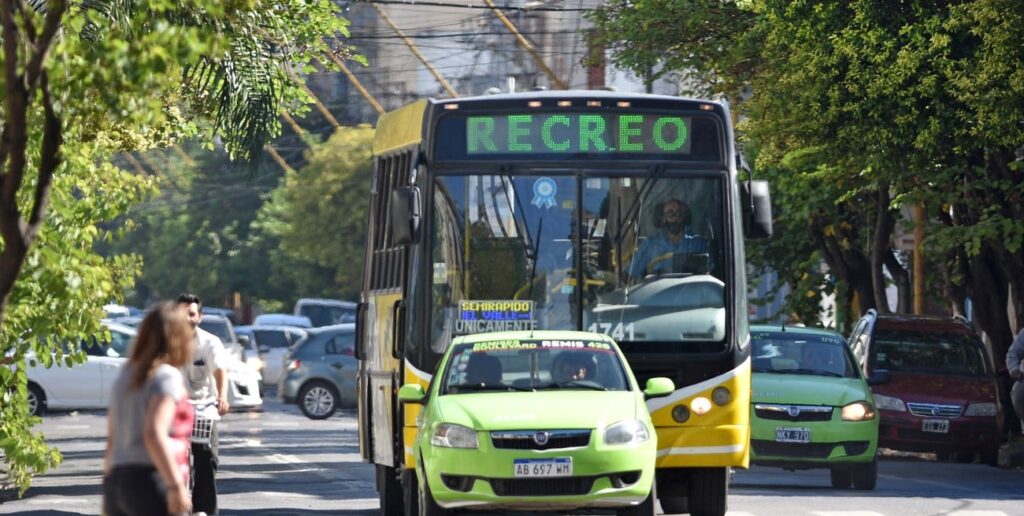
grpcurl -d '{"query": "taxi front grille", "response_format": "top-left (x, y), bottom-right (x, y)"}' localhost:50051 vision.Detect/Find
top-left (488, 476), bottom-right (596, 496)
top-left (752, 440), bottom-right (871, 458)
top-left (752, 440), bottom-right (835, 458)
top-left (754, 404), bottom-right (833, 422)
top-left (490, 430), bottom-right (591, 450)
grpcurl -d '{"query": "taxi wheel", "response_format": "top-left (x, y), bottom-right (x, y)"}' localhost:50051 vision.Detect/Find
top-left (829, 467), bottom-right (852, 489)
top-left (417, 470), bottom-right (447, 516)
top-left (851, 459), bottom-right (877, 490)
top-left (616, 481), bottom-right (655, 516)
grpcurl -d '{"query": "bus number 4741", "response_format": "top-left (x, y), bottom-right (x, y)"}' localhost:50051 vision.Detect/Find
top-left (587, 322), bottom-right (635, 340)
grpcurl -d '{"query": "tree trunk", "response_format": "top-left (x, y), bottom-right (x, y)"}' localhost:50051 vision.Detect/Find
top-left (871, 185), bottom-right (895, 313)
top-left (885, 250), bottom-right (911, 313)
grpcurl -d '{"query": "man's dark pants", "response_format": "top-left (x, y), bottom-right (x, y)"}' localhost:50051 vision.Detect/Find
top-left (191, 424), bottom-right (219, 514)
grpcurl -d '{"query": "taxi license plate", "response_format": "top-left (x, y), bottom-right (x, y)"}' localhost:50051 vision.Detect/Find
top-left (513, 458), bottom-right (572, 478)
top-left (775, 427), bottom-right (811, 443)
top-left (922, 419), bottom-right (950, 433)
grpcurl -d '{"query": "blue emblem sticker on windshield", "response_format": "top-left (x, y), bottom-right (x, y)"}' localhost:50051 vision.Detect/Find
top-left (532, 177), bottom-right (557, 209)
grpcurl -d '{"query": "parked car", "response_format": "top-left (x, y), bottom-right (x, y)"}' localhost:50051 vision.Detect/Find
top-left (848, 310), bottom-right (1002, 464)
top-left (235, 324), bottom-right (308, 386)
top-left (25, 321), bottom-right (136, 416)
top-left (253, 313), bottom-right (313, 328)
top-left (293, 298), bottom-right (356, 327)
top-left (26, 321), bottom-right (262, 416)
top-left (279, 324), bottom-right (356, 419)
top-left (750, 325), bottom-right (887, 490)
top-left (397, 330), bottom-right (673, 515)
top-left (202, 306), bottom-right (239, 325)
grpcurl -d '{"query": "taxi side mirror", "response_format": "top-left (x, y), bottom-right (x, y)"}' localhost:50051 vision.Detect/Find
top-left (643, 377), bottom-right (675, 399)
top-left (398, 384), bottom-right (426, 404)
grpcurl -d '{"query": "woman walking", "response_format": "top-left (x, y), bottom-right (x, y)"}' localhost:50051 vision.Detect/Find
top-left (103, 302), bottom-right (195, 515)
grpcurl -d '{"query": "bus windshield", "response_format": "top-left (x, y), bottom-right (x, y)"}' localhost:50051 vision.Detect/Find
top-left (429, 171), bottom-right (728, 353)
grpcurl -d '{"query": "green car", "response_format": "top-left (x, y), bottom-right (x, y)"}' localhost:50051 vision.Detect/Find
top-left (750, 325), bottom-right (889, 490)
top-left (398, 330), bottom-right (674, 515)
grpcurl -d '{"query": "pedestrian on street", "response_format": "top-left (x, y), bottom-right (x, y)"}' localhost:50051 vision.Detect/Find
top-left (1008, 328), bottom-right (1024, 439)
top-left (179, 293), bottom-right (231, 515)
top-left (103, 302), bottom-right (195, 516)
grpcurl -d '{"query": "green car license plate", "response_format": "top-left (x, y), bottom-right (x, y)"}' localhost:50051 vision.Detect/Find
top-left (513, 458), bottom-right (572, 478)
top-left (775, 427), bottom-right (811, 443)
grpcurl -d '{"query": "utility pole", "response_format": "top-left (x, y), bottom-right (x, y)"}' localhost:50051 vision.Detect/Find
top-left (913, 202), bottom-right (925, 314)
top-left (483, 0), bottom-right (567, 90)
top-left (371, 4), bottom-right (459, 98)
top-left (324, 50), bottom-right (385, 115)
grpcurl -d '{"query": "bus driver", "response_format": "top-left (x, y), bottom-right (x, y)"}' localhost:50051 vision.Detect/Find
top-left (628, 198), bottom-right (709, 279)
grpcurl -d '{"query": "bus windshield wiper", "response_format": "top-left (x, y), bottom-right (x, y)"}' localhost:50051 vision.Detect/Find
top-left (538, 381), bottom-right (608, 391)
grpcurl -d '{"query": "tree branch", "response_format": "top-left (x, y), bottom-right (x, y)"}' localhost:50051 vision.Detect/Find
top-left (26, 71), bottom-right (60, 242)
top-left (1, 1), bottom-right (30, 211)
top-left (24, 0), bottom-right (67, 91)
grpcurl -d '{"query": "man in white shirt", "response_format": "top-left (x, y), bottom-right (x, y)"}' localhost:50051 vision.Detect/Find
top-left (179, 293), bottom-right (231, 515)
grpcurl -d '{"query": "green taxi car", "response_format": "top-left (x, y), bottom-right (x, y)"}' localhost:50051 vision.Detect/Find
top-left (750, 325), bottom-right (889, 490)
top-left (398, 330), bottom-right (674, 515)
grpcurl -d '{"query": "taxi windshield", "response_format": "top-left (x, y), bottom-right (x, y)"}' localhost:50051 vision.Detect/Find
top-left (441, 340), bottom-right (629, 394)
top-left (428, 171), bottom-right (728, 354)
top-left (751, 331), bottom-right (856, 379)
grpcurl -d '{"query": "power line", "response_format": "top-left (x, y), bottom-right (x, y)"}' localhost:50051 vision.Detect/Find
top-left (359, 0), bottom-right (594, 12)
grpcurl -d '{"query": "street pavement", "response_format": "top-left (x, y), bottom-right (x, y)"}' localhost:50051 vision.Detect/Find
top-left (2, 393), bottom-right (1023, 515)
top-left (0, 392), bottom-right (377, 515)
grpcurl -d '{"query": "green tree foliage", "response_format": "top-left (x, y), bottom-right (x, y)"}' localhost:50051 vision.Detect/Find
top-left (591, 1), bottom-right (1024, 353)
top-left (1, 0), bottom-right (352, 493)
top-left (252, 126), bottom-right (375, 304)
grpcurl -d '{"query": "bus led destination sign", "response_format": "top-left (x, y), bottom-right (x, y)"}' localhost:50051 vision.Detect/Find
top-left (466, 114), bottom-right (692, 155)
top-left (456, 300), bottom-right (537, 334)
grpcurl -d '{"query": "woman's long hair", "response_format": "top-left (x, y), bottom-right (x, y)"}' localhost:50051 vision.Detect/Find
top-left (128, 301), bottom-right (193, 390)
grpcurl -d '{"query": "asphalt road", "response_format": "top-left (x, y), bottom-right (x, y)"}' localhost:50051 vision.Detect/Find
top-left (2, 394), bottom-right (1022, 515)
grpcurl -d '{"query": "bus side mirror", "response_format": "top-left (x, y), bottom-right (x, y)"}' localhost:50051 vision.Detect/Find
top-left (391, 186), bottom-right (421, 245)
top-left (742, 180), bottom-right (773, 239)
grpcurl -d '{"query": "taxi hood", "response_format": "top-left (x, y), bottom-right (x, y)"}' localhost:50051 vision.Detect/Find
top-left (434, 391), bottom-right (641, 431)
top-left (752, 374), bottom-right (871, 406)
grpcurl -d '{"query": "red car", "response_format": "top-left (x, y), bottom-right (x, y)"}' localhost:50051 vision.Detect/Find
top-left (847, 311), bottom-right (1002, 464)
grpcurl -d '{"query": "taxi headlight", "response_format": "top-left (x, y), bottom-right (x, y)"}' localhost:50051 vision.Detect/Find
top-left (604, 419), bottom-right (650, 445)
top-left (872, 394), bottom-right (906, 412)
top-left (964, 402), bottom-right (997, 417)
top-left (841, 401), bottom-right (876, 421)
top-left (430, 423), bottom-right (478, 449)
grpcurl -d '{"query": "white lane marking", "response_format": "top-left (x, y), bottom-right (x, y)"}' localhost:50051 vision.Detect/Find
top-left (944, 512), bottom-right (1009, 516)
top-left (812, 512), bottom-right (886, 516)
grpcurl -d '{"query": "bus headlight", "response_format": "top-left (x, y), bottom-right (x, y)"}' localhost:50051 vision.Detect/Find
top-left (872, 394), bottom-right (906, 412)
top-left (841, 401), bottom-right (876, 421)
top-left (712, 387), bottom-right (732, 406)
top-left (672, 405), bottom-right (691, 423)
top-left (431, 423), bottom-right (478, 449)
top-left (691, 396), bottom-right (712, 416)
top-left (604, 419), bottom-right (650, 445)
top-left (965, 402), bottom-right (997, 417)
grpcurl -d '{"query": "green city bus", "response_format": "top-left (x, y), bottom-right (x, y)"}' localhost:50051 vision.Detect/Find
top-left (356, 91), bottom-right (772, 515)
